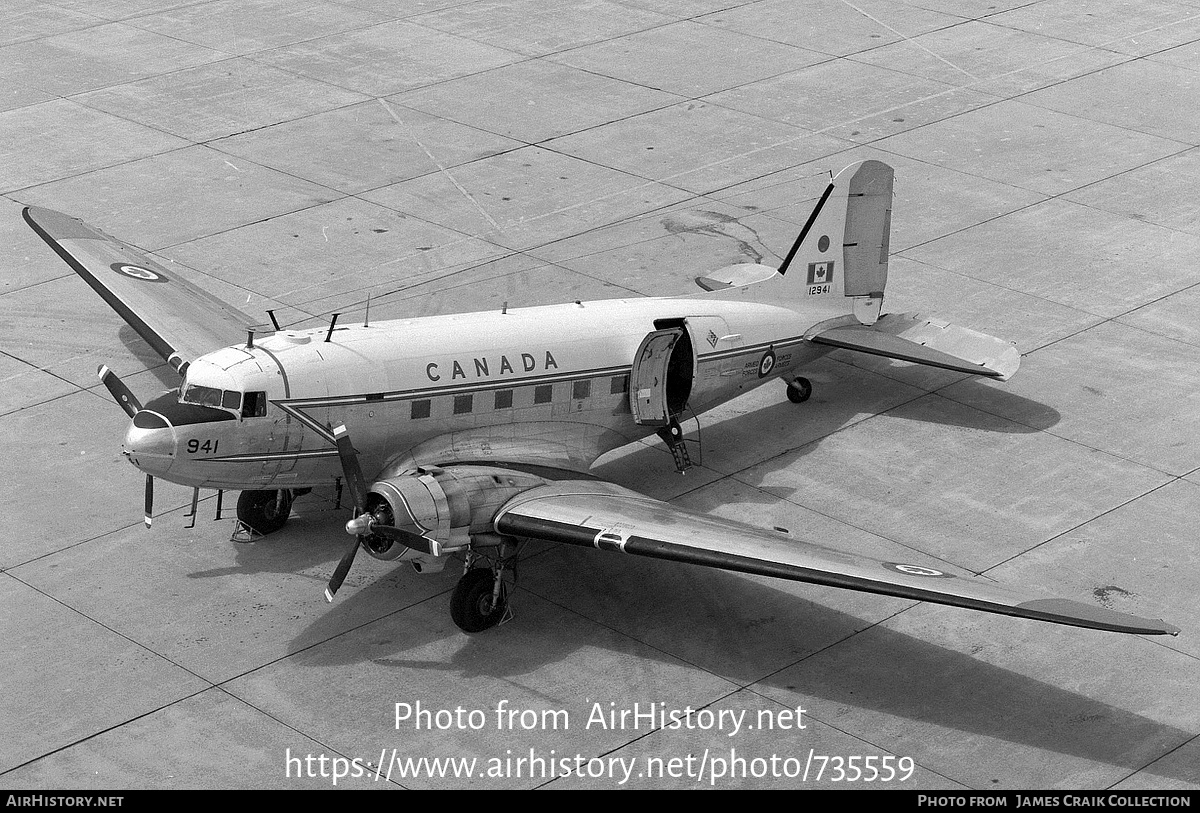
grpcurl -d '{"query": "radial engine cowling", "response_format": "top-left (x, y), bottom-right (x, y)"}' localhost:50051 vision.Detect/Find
top-left (359, 466), bottom-right (544, 561)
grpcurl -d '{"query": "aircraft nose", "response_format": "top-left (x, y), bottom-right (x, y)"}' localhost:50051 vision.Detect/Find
top-left (124, 410), bottom-right (177, 475)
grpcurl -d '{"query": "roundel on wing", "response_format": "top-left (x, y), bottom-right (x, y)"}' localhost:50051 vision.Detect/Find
top-left (757, 348), bottom-right (776, 378)
top-left (110, 262), bottom-right (167, 282)
top-left (884, 562), bottom-right (953, 578)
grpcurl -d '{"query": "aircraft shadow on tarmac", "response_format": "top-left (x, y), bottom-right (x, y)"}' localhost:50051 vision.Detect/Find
top-left (182, 368), bottom-right (1195, 787)
top-left (283, 543), bottom-right (1191, 787)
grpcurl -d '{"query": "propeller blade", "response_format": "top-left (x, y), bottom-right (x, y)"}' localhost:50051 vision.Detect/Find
top-left (325, 537), bottom-right (360, 602)
top-left (332, 424), bottom-right (368, 510)
top-left (369, 524), bottom-right (436, 556)
top-left (144, 474), bottom-right (154, 528)
top-left (327, 423), bottom-right (370, 602)
top-left (344, 512), bottom-right (436, 555)
top-left (98, 365), bottom-right (142, 418)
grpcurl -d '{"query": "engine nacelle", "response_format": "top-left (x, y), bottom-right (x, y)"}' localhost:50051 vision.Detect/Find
top-left (359, 466), bottom-right (546, 562)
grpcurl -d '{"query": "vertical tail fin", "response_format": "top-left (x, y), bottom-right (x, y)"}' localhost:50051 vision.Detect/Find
top-left (777, 159), bottom-right (893, 324)
top-left (702, 160), bottom-right (894, 325)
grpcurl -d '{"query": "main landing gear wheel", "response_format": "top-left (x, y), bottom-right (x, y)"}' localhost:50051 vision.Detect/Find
top-left (450, 568), bottom-right (509, 633)
top-left (786, 377), bottom-right (813, 404)
top-left (236, 489), bottom-right (294, 536)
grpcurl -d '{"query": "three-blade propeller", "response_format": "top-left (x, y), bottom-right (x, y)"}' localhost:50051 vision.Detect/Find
top-left (98, 365), bottom-right (154, 527)
top-left (325, 424), bottom-right (434, 602)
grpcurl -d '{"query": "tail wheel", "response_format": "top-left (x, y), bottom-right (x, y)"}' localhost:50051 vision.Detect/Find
top-left (786, 377), bottom-right (813, 403)
top-left (236, 489), bottom-right (294, 535)
top-left (450, 568), bottom-right (508, 633)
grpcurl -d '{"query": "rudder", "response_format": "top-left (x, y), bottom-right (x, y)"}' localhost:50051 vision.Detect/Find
top-left (841, 160), bottom-right (892, 324)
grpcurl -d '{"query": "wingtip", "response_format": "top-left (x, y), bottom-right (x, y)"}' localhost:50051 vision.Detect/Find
top-left (23, 205), bottom-right (94, 240)
top-left (1018, 598), bottom-right (1180, 636)
top-left (991, 343), bottom-right (1022, 382)
top-left (324, 588), bottom-right (335, 603)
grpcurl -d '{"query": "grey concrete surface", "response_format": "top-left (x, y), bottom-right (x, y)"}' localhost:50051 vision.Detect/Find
top-left (1, 0), bottom-right (1197, 791)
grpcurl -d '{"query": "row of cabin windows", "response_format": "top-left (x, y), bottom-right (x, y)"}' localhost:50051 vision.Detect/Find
top-left (411, 375), bottom-right (628, 420)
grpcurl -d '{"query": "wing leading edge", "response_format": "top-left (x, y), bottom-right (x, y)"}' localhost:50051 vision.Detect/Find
top-left (24, 207), bottom-right (259, 373)
top-left (493, 482), bottom-right (1178, 636)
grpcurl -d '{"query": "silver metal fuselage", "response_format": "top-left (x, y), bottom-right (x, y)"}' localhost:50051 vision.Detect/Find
top-left (123, 294), bottom-right (850, 490)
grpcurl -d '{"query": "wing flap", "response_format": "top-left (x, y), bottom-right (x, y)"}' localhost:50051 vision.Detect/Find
top-left (494, 482), bottom-right (1178, 636)
top-left (810, 312), bottom-right (1021, 381)
top-left (24, 207), bottom-right (259, 371)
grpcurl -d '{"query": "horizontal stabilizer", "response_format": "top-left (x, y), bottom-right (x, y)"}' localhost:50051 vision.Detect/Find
top-left (695, 263), bottom-right (779, 292)
top-left (810, 312), bottom-right (1021, 381)
top-left (24, 207), bottom-right (259, 372)
top-left (494, 482), bottom-right (1178, 636)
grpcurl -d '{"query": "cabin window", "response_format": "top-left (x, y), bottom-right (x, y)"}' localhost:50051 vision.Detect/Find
top-left (572, 380), bottom-right (591, 400)
top-left (411, 399), bottom-right (431, 419)
top-left (454, 394), bottom-right (473, 414)
top-left (610, 375), bottom-right (629, 394)
top-left (241, 391), bottom-right (266, 418)
top-left (534, 384), bottom-right (553, 404)
top-left (494, 390), bottom-right (513, 409)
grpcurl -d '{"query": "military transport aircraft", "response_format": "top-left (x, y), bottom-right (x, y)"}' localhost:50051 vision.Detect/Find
top-left (24, 160), bottom-right (1179, 637)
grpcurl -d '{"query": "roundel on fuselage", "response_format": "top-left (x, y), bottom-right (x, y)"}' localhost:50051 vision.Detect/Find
top-left (757, 349), bottom-right (776, 378)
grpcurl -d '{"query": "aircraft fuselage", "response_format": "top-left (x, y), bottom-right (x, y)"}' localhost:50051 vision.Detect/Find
top-left (125, 293), bottom-right (852, 490)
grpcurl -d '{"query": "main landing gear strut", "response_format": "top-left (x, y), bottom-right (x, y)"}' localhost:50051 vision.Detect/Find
top-left (450, 536), bottom-right (520, 633)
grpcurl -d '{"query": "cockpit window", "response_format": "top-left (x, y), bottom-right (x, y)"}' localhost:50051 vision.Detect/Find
top-left (242, 391), bottom-right (266, 418)
top-left (182, 384), bottom-right (223, 407)
top-left (181, 382), bottom-right (266, 418)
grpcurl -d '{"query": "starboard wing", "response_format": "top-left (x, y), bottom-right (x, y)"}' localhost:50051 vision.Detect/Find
top-left (493, 481), bottom-right (1178, 636)
top-left (24, 207), bottom-right (259, 373)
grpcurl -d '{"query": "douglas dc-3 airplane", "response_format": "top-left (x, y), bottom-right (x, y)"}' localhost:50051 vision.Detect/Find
top-left (24, 160), bottom-right (1178, 637)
